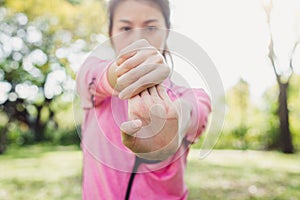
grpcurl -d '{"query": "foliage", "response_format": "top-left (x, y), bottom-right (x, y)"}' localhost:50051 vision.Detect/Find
top-left (195, 76), bottom-right (300, 151)
top-left (4, 0), bottom-right (107, 41)
top-left (0, 0), bottom-right (107, 153)
top-left (288, 74), bottom-right (300, 147)
top-left (221, 78), bottom-right (252, 149)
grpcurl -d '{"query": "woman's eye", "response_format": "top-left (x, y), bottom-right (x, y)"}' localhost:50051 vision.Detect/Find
top-left (146, 26), bottom-right (157, 32)
top-left (120, 27), bottom-right (131, 32)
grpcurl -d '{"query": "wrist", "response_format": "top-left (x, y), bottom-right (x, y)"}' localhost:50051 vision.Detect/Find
top-left (173, 98), bottom-right (193, 138)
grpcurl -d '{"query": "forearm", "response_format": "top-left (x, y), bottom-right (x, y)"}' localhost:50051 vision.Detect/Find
top-left (174, 98), bottom-right (193, 139)
top-left (76, 57), bottom-right (117, 108)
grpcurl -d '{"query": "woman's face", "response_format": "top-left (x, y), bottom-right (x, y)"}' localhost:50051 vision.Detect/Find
top-left (110, 0), bottom-right (168, 55)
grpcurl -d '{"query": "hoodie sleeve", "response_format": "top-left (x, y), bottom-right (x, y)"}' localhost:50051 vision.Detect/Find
top-left (168, 83), bottom-right (212, 144)
top-left (76, 56), bottom-right (115, 109)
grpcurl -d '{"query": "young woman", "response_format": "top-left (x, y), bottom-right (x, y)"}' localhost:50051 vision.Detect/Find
top-left (76, 0), bottom-right (211, 199)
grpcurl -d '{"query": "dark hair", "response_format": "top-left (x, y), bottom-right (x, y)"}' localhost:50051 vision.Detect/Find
top-left (107, 0), bottom-right (173, 68)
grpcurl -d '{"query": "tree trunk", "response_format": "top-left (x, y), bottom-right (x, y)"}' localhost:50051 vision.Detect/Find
top-left (278, 82), bottom-right (294, 153)
top-left (34, 105), bottom-right (44, 142)
top-left (0, 132), bottom-right (6, 154)
top-left (0, 124), bottom-right (9, 154)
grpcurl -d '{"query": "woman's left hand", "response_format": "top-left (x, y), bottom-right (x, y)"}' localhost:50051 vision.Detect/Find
top-left (115, 39), bottom-right (170, 100)
top-left (120, 85), bottom-right (192, 161)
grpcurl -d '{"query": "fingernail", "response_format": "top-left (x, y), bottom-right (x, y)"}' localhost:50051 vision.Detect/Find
top-left (119, 92), bottom-right (126, 99)
top-left (132, 119), bottom-right (142, 128)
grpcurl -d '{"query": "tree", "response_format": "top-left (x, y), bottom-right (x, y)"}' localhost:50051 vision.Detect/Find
top-left (263, 0), bottom-right (299, 153)
top-left (3, 0), bottom-right (107, 41)
top-left (0, 11), bottom-right (66, 153)
top-left (0, 0), bottom-right (108, 154)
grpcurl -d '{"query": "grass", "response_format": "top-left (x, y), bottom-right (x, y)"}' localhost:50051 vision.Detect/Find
top-left (186, 150), bottom-right (300, 200)
top-left (0, 145), bottom-right (82, 200)
top-left (0, 145), bottom-right (299, 200)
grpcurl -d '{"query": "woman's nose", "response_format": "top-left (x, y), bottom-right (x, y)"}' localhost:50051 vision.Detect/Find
top-left (130, 28), bottom-right (147, 42)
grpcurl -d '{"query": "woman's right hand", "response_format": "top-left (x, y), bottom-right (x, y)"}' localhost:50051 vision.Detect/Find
top-left (120, 85), bottom-right (181, 160)
top-left (114, 39), bottom-right (171, 99)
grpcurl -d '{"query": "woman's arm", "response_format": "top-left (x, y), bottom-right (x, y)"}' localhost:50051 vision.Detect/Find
top-left (172, 87), bottom-right (212, 144)
top-left (119, 85), bottom-right (211, 161)
top-left (76, 57), bottom-right (116, 109)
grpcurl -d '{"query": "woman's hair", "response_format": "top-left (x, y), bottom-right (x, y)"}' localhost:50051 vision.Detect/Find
top-left (107, 0), bottom-right (174, 69)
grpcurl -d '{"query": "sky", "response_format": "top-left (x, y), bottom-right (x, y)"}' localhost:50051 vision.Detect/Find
top-left (169, 0), bottom-right (300, 104)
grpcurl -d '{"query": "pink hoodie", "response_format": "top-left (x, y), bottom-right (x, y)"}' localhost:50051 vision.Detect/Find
top-left (76, 56), bottom-right (211, 200)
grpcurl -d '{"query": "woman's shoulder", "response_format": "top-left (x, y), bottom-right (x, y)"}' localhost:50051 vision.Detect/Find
top-left (82, 56), bottom-right (112, 67)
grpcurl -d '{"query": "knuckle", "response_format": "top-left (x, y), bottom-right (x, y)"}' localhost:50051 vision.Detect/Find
top-left (118, 78), bottom-right (130, 90)
top-left (157, 85), bottom-right (164, 94)
top-left (149, 62), bottom-right (158, 70)
top-left (162, 65), bottom-right (171, 76)
top-left (139, 38), bottom-right (150, 45)
top-left (122, 59), bottom-right (132, 71)
top-left (133, 68), bottom-right (143, 81)
top-left (154, 54), bottom-right (164, 63)
top-left (149, 48), bottom-right (157, 54)
top-left (116, 78), bottom-right (125, 88)
top-left (119, 48), bottom-right (130, 57)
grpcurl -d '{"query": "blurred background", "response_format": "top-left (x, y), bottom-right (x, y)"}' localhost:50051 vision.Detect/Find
top-left (0, 0), bottom-right (299, 199)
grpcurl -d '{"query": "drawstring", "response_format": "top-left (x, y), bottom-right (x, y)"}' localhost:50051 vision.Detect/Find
top-left (125, 157), bottom-right (140, 200)
top-left (124, 156), bottom-right (161, 200)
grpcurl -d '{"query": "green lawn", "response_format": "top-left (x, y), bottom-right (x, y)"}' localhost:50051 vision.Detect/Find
top-left (0, 145), bottom-right (299, 200)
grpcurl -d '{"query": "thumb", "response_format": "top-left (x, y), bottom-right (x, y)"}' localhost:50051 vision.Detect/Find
top-left (120, 119), bottom-right (142, 136)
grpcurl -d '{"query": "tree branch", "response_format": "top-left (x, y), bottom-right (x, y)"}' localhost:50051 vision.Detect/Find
top-left (289, 41), bottom-right (299, 71)
top-left (263, 0), bottom-right (281, 84)
top-left (268, 37), bottom-right (281, 84)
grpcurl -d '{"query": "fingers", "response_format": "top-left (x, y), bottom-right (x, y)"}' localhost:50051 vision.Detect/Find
top-left (115, 62), bottom-right (154, 92)
top-left (115, 51), bottom-right (147, 77)
top-left (118, 66), bottom-right (168, 99)
top-left (115, 48), bottom-right (164, 80)
top-left (119, 81), bottom-right (154, 100)
top-left (148, 86), bottom-right (159, 98)
top-left (115, 40), bottom-right (167, 80)
top-left (116, 48), bottom-right (160, 77)
top-left (128, 94), bottom-right (141, 119)
top-left (116, 39), bottom-right (150, 73)
top-left (120, 119), bottom-right (142, 149)
top-left (118, 39), bottom-right (150, 57)
top-left (114, 38), bottom-right (170, 98)
top-left (116, 50), bottom-right (137, 66)
top-left (140, 89), bottom-right (153, 109)
top-left (157, 85), bottom-right (172, 104)
top-left (120, 119), bottom-right (142, 136)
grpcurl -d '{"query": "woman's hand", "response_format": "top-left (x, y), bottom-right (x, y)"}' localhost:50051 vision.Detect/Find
top-left (115, 39), bottom-right (170, 99)
top-left (120, 85), bottom-right (192, 161)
